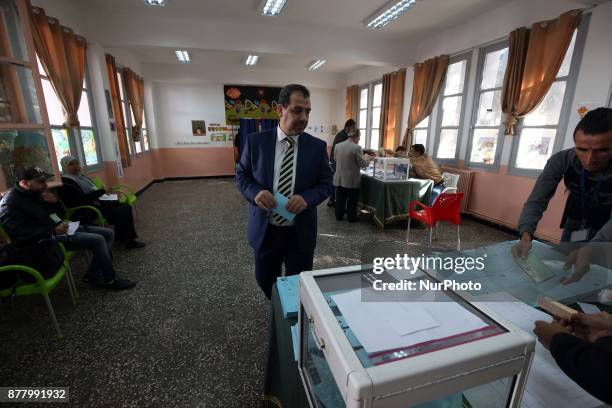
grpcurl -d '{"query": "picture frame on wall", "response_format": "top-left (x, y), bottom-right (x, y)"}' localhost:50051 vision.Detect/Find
top-left (192, 120), bottom-right (206, 136)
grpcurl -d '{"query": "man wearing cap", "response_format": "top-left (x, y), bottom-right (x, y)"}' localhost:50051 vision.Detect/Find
top-left (58, 155), bottom-right (144, 249)
top-left (0, 166), bottom-right (136, 290)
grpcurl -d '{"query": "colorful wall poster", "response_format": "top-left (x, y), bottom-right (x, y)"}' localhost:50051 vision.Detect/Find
top-left (224, 85), bottom-right (282, 124)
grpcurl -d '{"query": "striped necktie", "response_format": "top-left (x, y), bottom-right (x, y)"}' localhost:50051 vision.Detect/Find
top-left (272, 137), bottom-right (296, 225)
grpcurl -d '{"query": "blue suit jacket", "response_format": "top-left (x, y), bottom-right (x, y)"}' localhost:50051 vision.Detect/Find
top-left (235, 128), bottom-right (333, 252)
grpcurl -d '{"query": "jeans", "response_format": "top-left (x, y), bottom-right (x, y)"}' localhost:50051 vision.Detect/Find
top-left (54, 225), bottom-right (116, 282)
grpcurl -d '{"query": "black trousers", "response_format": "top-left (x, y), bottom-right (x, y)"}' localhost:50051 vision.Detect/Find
top-left (335, 186), bottom-right (360, 222)
top-left (98, 201), bottom-right (137, 242)
top-left (254, 225), bottom-right (314, 299)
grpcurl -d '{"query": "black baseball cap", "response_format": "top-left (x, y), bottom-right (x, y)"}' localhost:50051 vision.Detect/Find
top-left (14, 166), bottom-right (53, 182)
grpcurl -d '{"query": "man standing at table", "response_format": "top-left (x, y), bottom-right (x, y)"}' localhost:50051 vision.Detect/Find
top-left (236, 84), bottom-right (333, 298)
top-left (328, 119), bottom-right (356, 207)
top-left (513, 108), bottom-right (612, 284)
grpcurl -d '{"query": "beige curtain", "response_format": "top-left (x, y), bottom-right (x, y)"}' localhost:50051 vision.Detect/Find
top-left (380, 68), bottom-right (406, 149)
top-left (345, 85), bottom-right (359, 122)
top-left (30, 6), bottom-right (87, 128)
top-left (403, 55), bottom-right (449, 148)
top-left (123, 68), bottom-right (144, 142)
top-left (502, 10), bottom-right (581, 135)
top-left (106, 53), bottom-right (131, 168)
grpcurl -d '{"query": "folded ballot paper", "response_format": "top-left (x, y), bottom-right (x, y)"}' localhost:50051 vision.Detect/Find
top-left (271, 192), bottom-right (295, 222)
top-left (99, 193), bottom-right (119, 201)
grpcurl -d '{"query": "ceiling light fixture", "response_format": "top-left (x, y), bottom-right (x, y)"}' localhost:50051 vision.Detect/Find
top-left (307, 59), bottom-right (326, 71)
top-left (175, 50), bottom-right (190, 63)
top-left (261, 0), bottom-right (287, 16)
top-left (144, 0), bottom-right (167, 6)
top-left (245, 55), bottom-right (259, 66)
top-left (364, 0), bottom-right (417, 29)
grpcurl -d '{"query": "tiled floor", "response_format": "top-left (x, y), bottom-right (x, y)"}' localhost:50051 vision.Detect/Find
top-left (0, 179), bottom-right (516, 407)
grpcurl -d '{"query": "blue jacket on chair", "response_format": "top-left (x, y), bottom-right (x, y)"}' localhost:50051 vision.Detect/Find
top-left (235, 128), bottom-right (333, 252)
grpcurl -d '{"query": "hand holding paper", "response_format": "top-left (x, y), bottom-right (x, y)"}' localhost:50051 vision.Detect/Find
top-left (272, 192), bottom-right (296, 221)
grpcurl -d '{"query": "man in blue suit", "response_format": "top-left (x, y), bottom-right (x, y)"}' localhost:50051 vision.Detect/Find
top-left (236, 84), bottom-right (333, 298)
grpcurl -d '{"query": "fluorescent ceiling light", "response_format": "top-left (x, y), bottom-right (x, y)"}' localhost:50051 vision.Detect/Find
top-left (245, 55), bottom-right (259, 66)
top-left (365, 0), bottom-right (417, 29)
top-left (307, 59), bottom-right (326, 71)
top-left (144, 0), bottom-right (167, 6)
top-left (261, 0), bottom-right (287, 16)
top-left (175, 50), bottom-right (190, 63)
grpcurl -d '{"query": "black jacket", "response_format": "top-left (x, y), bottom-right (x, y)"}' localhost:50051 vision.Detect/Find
top-left (58, 176), bottom-right (105, 208)
top-left (550, 332), bottom-right (612, 404)
top-left (0, 186), bottom-right (63, 246)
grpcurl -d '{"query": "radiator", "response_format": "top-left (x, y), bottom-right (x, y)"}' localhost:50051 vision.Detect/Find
top-left (440, 166), bottom-right (474, 213)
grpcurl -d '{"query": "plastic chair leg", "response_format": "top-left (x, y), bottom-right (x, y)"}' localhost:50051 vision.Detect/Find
top-left (65, 263), bottom-right (78, 300)
top-left (429, 227), bottom-right (433, 247)
top-left (457, 224), bottom-right (461, 252)
top-left (42, 294), bottom-right (63, 339)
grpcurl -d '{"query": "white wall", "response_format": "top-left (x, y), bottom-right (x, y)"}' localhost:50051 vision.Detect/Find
top-left (31, 0), bottom-right (88, 37)
top-left (153, 82), bottom-right (341, 148)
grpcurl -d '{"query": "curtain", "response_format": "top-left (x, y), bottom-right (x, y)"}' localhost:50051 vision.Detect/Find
top-left (403, 55), bottom-right (449, 147)
top-left (123, 68), bottom-right (145, 142)
top-left (501, 10), bottom-right (581, 135)
top-left (345, 85), bottom-right (359, 122)
top-left (236, 118), bottom-right (258, 156)
top-left (30, 6), bottom-right (86, 128)
top-left (380, 68), bottom-right (406, 150)
top-left (260, 119), bottom-right (278, 131)
top-left (105, 53), bottom-right (131, 168)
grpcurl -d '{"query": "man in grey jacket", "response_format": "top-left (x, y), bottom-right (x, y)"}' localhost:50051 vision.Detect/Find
top-left (333, 129), bottom-right (372, 222)
top-left (513, 108), bottom-right (612, 269)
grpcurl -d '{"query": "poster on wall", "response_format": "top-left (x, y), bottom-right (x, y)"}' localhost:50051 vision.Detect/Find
top-left (192, 120), bottom-right (206, 136)
top-left (208, 124), bottom-right (235, 142)
top-left (224, 85), bottom-right (282, 124)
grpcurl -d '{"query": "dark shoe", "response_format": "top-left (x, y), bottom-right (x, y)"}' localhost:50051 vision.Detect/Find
top-left (124, 239), bottom-right (146, 249)
top-left (104, 277), bottom-right (137, 290)
top-left (327, 200), bottom-right (335, 207)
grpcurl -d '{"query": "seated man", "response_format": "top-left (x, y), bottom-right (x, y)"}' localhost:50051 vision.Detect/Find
top-left (0, 166), bottom-right (136, 290)
top-left (408, 144), bottom-right (445, 204)
top-left (59, 156), bottom-right (145, 249)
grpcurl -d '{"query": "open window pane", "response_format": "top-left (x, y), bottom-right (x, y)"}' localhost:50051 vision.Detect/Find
top-left (557, 30), bottom-right (577, 78)
top-left (0, 0), bottom-right (28, 61)
top-left (372, 107), bottom-right (381, 129)
top-left (0, 129), bottom-right (53, 186)
top-left (80, 128), bottom-right (99, 166)
top-left (413, 129), bottom-right (428, 147)
top-left (481, 48), bottom-right (508, 90)
top-left (117, 72), bottom-right (124, 100)
top-left (41, 78), bottom-right (64, 126)
top-left (135, 140), bottom-right (142, 154)
top-left (373, 83), bottom-right (383, 107)
top-left (370, 129), bottom-right (379, 150)
top-left (360, 88), bottom-right (368, 110)
top-left (437, 129), bottom-right (458, 159)
top-left (523, 81), bottom-right (566, 126)
top-left (444, 60), bottom-right (466, 95)
top-left (77, 90), bottom-right (92, 127)
top-left (470, 128), bottom-right (499, 164)
top-left (51, 128), bottom-right (70, 168)
top-left (359, 109), bottom-right (367, 129)
top-left (143, 129), bottom-right (149, 151)
top-left (475, 90), bottom-right (503, 126)
top-left (441, 96), bottom-right (462, 127)
top-left (416, 116), bottom-right (429, 128)
top-left (0, 62), bottom-right (42, 124)
top-left (515, 128), bottom-right (556, 170)
top-left (357, 128), bottom-right (366, 148)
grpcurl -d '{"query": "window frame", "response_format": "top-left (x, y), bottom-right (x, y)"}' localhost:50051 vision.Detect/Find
top-left (412, 117), bottom-right (432, 150)
top-left (115, 67), bottom-right (149, 157)
top-left (465, 40), bottom-right (509, 171)
top-left (39, 58), bottom-right (103, 173)
top-left (507, 14), bottom-right (589, 177)
top-left (433, 51), bottom-right (472, 165)
top-left (357, 84), bottom-right (369, 149)
top-left (357, 80), bottom-right (383, 150)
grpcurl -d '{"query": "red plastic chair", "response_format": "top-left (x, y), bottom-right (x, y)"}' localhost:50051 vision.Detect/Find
top-left (407, 192), bottom-right (464, 250)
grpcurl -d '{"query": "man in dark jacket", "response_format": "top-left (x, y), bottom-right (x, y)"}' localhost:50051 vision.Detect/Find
top-left (0, 166), bottom-right (136, 290)
top-left (58, 156), bottom-right (144, 249)
top-left (327, 119), bottom-right (356, 207)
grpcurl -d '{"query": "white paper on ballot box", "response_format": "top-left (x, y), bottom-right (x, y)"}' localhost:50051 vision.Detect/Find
top-left (332, 289), bottom-right (489, 354)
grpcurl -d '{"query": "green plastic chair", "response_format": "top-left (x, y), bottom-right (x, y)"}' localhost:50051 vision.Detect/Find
top-left (0, 222), bottom-right (78, 301)
top-left (0, 244), bottom-right (76, 339)
top-left (58, 198), bottom-right (107, 226)
top-left (92, 177), bottom-right (137, 207)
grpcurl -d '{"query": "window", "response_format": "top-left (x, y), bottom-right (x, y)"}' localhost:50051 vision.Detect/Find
top-left (434, 53), bottom-right (471, 162)
top-left (412, 117), bottom-right (430, 148)
top-left (357, 81), bottom-right (383, 150)
top-left (117, 69), bottom-right (148, 155)
top-left (466, 42), bottom-right (509, 167)
top-left (509, 25), bottom-right (584, 174)
top-left (38, 56), bottom-right (101, 171)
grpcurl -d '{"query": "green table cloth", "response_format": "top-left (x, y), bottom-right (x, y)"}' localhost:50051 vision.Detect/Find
top-left (359, 175), bottom-right (433, 228)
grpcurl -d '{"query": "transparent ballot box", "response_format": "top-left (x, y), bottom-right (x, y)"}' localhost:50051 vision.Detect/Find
top-left (367, 157), bottom-right (411, 181)
top-left (298, 266), bottom-right (535, 408)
